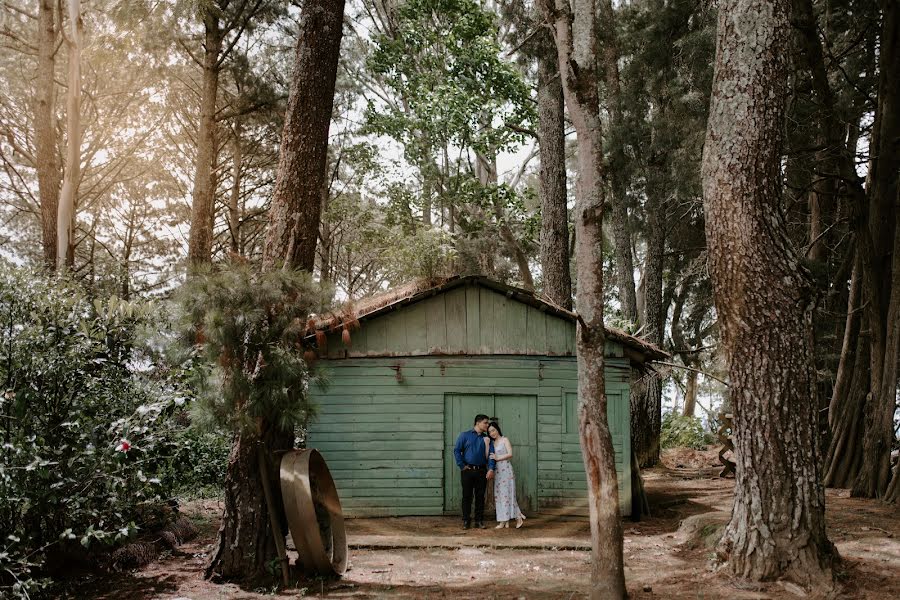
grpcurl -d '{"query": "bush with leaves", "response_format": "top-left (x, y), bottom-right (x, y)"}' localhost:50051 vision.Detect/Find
top-left (170, 427), bottom-right (231, 497)
top-left (660, 412), bottom-right (713, 450)
top-left (0, 265), bottom-right (181, 598)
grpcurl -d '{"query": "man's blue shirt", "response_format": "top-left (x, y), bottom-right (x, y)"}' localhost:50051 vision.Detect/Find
top-left (453, 429), bottom-right (496, 470)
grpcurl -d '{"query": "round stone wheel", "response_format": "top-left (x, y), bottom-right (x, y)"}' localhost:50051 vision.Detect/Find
top-left (280, 449), bottom-right (348, 575)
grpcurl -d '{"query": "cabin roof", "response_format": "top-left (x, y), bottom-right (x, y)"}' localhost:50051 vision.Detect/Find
top-left (314, 275), bottom-right (669, 362)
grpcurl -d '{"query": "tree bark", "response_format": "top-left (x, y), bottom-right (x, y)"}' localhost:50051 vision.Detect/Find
top-left (536, 30), bottom-right (571, 309)
top-left (187, 12), bottom-right (222, 268)
top-left (57, 0), bottom-right (82, 270)
top-left (35, 0), bottom-right (60, 271)
top-left (852, 0), bottom-right (899, 500)
top-left (632, 182), bottom-right (665, 467)
top-left (702, 0), bottom-right (836, 586)
top-left (205, 426), bottom-right (292, 582)
top-left (261, 0), bottom-right (345, 272)
top-left (540, 0), bottom-right (626, 597)
top-left (823, 257), bottom-right (868, 488)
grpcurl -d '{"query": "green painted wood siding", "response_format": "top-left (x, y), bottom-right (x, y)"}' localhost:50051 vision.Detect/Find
top-left (306, 356), bottom-right (632, 517)
top-left (320, 284), bottom-right (624, 359)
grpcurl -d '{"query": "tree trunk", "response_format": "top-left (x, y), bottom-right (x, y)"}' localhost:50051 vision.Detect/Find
top-left (540, 0), bottom-right (626, 597)
top-left (681, 372), bottom-right (698, 418)
top-left (187, 13), bottom-right (222, 268)
top-left (702, 0), bottom-right (836, 587)
top-left (632, 183), bottom-right (665, 467)
top-left (205, 426), bottom-right (292, 582)
top-left (35, 0), bottom-right (60, 271)
top-left (599, 0), bottom-right (637, 323)
top-left (823, 257), bottom-right (868, 488)
top-left (671, 281), bottom-right (699, 418)
top-left (261, 0), bottom-right (345, 272)
top-left (206, 0), bottom-right (345, 582)
top-left (228, 121), bottom-right (243, 254)
top-left (536, 31), bottom-right (571, 309)
top-left (852, 0), bottom-right (899, 500)
top-left (57, 0), bottom-right (82, 270)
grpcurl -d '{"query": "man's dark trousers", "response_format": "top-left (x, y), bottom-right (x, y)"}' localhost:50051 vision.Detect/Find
top-left (461, 466), bottom-right (487, 524)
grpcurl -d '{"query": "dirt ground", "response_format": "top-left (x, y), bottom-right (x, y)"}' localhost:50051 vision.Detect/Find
top-left (74, 450), bottom-right (899, 599)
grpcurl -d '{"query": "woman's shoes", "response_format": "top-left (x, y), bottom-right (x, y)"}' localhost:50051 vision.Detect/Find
top-left (495, 521), bottom-right (509, 528)
top-left (516, 515), bottom-right (526, 529)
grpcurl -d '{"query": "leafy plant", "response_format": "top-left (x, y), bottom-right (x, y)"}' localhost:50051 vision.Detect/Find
top-left (660, 413), bottom-right (713, 450)
top-left (176, 263), bottom-right (324, 437)
top-left (0, 264), bottom-right (181, 597)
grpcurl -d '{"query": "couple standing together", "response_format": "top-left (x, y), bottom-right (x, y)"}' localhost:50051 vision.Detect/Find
top-left (453, 414), bottom-right (526, 529)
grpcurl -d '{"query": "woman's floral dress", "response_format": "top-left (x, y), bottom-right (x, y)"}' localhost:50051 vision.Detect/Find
top-left (493, 438), bottom-right (524, 522)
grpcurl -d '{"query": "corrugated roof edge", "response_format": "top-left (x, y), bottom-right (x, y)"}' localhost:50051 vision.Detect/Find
top-left (311, 275), bottom-right (670, 363)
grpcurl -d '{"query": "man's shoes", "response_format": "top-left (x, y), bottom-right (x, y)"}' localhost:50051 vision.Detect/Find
top-left (463, 521), bottom-right (471, 530)
top-left (476, 521), bottom-right (486, 529)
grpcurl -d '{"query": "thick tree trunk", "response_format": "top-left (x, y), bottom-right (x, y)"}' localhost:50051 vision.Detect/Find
top-left (57, 0), bottom-right (82, 270)
top-left (187, 14), bottom-right (222, 267)
top-left (261, 0), bottom-right (345, 272)
top-left (540, 0), bottom-right (626, 597)
top-left (536, 32), bottom-right (571, 309)
top-left (35, 0), bottom-right (60, 271)
top-left (206, 0), bottom-right (345, 583)
top-left (852, 0), bottom-right (899, 500)
top-left (681, 372), bottom-right (698, 418)
top-left (702, 0), bottom-right (836, 586)
top-left (205, 426), bottom-right (292, 582)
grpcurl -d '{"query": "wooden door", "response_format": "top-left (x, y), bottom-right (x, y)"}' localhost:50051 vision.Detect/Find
top-left (443, 393), bottom-right (538, 514)
top-left (443, 393), bottom-right (494, 514)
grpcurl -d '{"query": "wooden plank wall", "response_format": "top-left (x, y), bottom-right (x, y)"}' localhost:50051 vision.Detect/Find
top-left (537, 357), bottom-right (632, 515)
top-left (306, 356), bottom-right (632, 517)
top-left (322, 284), bottom-right (625, 359)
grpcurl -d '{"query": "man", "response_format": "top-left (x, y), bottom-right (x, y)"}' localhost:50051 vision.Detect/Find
top-left (453, 414), bottom-right (496, 529)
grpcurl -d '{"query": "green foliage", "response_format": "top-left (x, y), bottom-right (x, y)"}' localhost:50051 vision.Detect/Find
top-left (366, 0), bottom-right (532, 158)
top-left (0, 264), bottom-right (181, 598)
top-left (660, 413), bottom-right (713, 450)
top-left (177, 264), bottom-right (323, 435)
top-left (384, 227), bottom-right (457, 282)
top-left (170, 428), bottom-right (231, 497)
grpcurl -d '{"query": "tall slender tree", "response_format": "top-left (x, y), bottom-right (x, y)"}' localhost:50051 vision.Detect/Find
top-left (57, 0), bottom-right (83, 269)
top-left (185, 0), bottom-right (284, 267)
top-left (35, 0), bottom-right (61, 270)
top-left (539, 0), bottom-right (625, 597)
top-left (702, 0), bottom-right (836, 585)
top-left (535, 27), bottom-right (571, 309)
top-left (261, 0), bottom-right (345, 272)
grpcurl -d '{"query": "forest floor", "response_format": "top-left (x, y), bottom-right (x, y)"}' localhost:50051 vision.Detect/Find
top-left (77, 447), bottom-right (900, 599)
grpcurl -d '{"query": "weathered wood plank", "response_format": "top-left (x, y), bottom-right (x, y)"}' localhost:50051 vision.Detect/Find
top-left (445, 286), bottom-right (467, 350)
top-left (424, 294), bottom-right (447, 352)
top-left (465, 284), bottom-right (480, 351)
top-left (478, 287), bottom-right (495, 353)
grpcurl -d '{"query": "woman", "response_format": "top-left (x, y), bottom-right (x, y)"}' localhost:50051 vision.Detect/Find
top-left (487, 421), bottom-right (526, 528)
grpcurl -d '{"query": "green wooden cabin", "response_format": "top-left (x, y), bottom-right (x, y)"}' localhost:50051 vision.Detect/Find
top-left (306, 276), bottom-right (666, 518)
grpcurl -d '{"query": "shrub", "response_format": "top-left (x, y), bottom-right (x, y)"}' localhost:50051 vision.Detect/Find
top-left (0, 265), bottom-right (181, 598)
top-left (171, 427), bottom-right (231, 497)
top-left (661, 412), bottom-right (713, 450)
